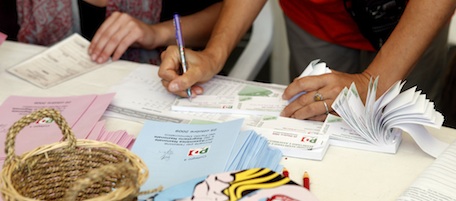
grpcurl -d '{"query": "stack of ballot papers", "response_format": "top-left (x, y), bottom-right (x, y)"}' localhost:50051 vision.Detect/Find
top-left (0, 94), bottom-right (134, 163)
top-left (105, 61), bottom-right (331, 160)
top-left (131, 118), bottom-right (283, 199)
top-left (325, 77), bottom-right (448, 157)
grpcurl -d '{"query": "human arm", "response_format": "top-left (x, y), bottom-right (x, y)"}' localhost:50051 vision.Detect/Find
top-left (88, 2), bottom-right (222, 64)
top-left (281, 0), bottom-right (456, 121)
top-left (158, 0), bottom-right (267, 97)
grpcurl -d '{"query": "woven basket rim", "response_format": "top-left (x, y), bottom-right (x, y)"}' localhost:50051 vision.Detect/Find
top-left (0, 108), bottom-right (149, 201)
top-left (1, 139), bottom-right (149, 201)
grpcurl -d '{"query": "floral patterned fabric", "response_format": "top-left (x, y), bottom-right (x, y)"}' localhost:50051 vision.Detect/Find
top-left (16, 0), bottom-right (162, 64)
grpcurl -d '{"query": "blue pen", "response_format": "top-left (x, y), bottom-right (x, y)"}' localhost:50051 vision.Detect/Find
top-left (173, 14), bottom-right (192, 100)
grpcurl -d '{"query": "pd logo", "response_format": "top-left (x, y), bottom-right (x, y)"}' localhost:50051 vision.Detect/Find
top-left (188, 146), bottom-right (210, 156)
top-left (301, 136), bottom-right (317, 143)
top-left (35, 117), bottom-right (54, 124)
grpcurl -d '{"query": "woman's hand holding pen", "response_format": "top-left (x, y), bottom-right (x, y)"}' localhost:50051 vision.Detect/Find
top-left (281, 70), bottom-right (371, 121)
top-left (158, 46), bottom-right (221, 97)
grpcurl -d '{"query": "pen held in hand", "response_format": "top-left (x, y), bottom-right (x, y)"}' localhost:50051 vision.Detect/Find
top-left (173, 13), bottom-right (192, 100)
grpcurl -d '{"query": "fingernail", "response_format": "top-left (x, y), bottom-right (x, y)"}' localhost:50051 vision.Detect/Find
top-left (97, 57), bottom-right (104, 63)
top-left (195, 88), bottom-right (203, 94)
top-left (170, 83), bottom-right (179, 91)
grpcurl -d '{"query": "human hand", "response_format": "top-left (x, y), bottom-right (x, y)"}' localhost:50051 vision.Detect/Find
top-left (158, 46), bottom-right (221, 97)
top-left (88, 11), bottom-right (163, 63)
top-left (281, 70), bottom-right (371, 121)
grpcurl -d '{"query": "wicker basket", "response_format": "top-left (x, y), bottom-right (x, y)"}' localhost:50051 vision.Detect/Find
top-left (0, 108), bottom-right (149, 201)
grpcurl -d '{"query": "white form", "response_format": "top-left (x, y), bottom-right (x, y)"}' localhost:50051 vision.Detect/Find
top-left (8, 34), bottom-right (105, 88)
top-left (397, 140), bottom-right (456, 201)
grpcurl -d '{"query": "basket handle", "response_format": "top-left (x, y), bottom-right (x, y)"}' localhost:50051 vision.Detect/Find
top-left (63, 162), bottom-right (139, 201)
top-left (4, 108), bottom-right (76, 164)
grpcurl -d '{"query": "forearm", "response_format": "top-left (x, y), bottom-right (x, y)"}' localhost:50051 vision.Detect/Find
top-left (151, 3), bottom-right (223, 48)
top-left (202, 0), bottom-right (268, 74)
top-left (364, 0), bottom-right (456, 95)
top-left (180, 3), bottom-right (222, 47)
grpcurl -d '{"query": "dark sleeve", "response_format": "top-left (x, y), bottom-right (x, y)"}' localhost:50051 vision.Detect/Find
top-left (0, 0), bottom-right (19, 41)
top-left (160, 0), bottom-right (223, 22)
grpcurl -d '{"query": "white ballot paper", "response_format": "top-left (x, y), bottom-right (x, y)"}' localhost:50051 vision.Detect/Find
top-left (171, 59), bottom-right (331, 115)
top-left (8, 33), bottom-right (106, 88)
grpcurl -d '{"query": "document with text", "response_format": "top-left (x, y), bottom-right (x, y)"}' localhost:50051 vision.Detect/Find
top-left (106, 64), bottom-right (330, 160)
top-left (7, 33), bottom-right (106, 88)
top-left (396, 140), bottom-right (456, 201)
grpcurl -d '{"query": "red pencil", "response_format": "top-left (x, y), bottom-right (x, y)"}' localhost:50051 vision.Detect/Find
top-left (303, 171), bottom-right (310, 190)
top-left (282, 167), bottom-right (289, 177)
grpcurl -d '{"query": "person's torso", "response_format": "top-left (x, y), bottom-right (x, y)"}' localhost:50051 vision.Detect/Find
top-left (279, 0), bottom-right (375, 51)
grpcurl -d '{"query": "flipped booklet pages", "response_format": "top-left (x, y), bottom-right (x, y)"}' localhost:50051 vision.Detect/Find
top-left (329, 77), bottom-right (447, 157)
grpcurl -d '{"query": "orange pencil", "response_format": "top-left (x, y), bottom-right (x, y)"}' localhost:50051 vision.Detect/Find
top-left (282, 167), bottom-right (289, 177)
top-left (303, 171), bottom-right (310, 190)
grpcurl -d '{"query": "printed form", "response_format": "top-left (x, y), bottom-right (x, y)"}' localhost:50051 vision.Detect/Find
top-left (7, 34), bottom-right (106, 88)
top-left (396, 140), bottom-right (456, 201)
top-left (106, 64), bottom-right (330, 160)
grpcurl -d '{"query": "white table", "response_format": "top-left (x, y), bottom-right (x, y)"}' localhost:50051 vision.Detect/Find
top-left (1, 40), bottom-right (455, 201)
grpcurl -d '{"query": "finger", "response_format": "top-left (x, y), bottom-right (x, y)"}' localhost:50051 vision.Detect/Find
top-left (282, 75), bottom-right (328, 100)
top-left (161, 79), bottom-right (203, 97)
top-left (106, 20), bottom-right (143, 61)
top-left (306, 114), bottom-right (327, 122)
top-left (158, 46), bottom-right (181, 82)
top-left (281, 88), bottom-right (328, 117)
top-left (91, 14), bottom-right (131, 63)
top-left (281, 92), bottom-right (314, 117)
top-left (288, 100), bottom-right (333, 120)
top-left (161, 79), bottom-right (186, 97)
top-left (167, 71), bottom-right (198, 94)
top-left (89, 12), bottom-right (121, 54)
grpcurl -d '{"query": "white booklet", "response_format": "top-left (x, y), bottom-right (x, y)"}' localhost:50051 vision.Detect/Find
top-left (396, 140), bottom-right (456, 201)
top-left (7, 33), bottom-right (106, 88)
top-left (327, 77), bottom-right (448, 157)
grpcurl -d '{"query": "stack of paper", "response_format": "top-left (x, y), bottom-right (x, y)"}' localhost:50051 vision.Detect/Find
top-left (246, 116), bottom-right (330, 160)
top-left (0, 94), bottom-right (134, 162)
top-left (105, 62), bottom-right (331, 160)
top-left (325, 77), bottom-right (448, 157)
top-left (85, 120), bottom-right (135, 149)
top-left (131, 119), bottom-right (283, 199)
